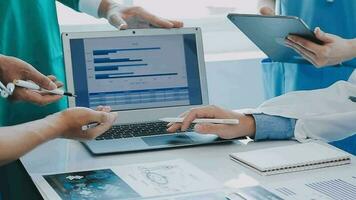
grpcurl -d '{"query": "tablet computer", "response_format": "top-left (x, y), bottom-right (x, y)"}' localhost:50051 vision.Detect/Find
top-left (227, 14), bottom-right (323, 63)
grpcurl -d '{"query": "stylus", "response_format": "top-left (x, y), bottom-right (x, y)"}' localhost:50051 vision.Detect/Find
top-left (13, 80), bottom-right (77, 97)
top-left (81, 122), bottom-right (100, 131)
top-left (159, 118), bottom-right (239, 125)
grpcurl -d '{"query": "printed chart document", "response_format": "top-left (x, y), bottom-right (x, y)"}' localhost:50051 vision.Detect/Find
top-left (31, 159), bottom-right (223, 200)
top-left (265, 168), bottom-right (356, 200)
top-left (224, 169), bottom-right (356, 200)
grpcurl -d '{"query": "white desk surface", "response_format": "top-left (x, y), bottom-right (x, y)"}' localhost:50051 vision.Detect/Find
top-left (20, 138), bottom-right (356, 191)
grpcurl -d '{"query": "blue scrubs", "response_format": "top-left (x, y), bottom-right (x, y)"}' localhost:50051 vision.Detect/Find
top-left (262, 0), bottom-right (356, 99)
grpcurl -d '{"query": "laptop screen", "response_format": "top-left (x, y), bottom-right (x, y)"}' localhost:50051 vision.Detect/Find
top-left (69, 33), bottom-right (202, 111)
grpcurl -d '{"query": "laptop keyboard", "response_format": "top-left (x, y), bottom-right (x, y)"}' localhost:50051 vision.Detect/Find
top-left (95, 121), bottom-right (195, 140)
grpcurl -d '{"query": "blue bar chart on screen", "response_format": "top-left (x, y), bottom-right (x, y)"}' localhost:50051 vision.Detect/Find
top-left (70, 34), bottom-right (202, 111)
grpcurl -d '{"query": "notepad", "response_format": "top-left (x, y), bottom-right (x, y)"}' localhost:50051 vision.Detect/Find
top-left (230, 142), bottom-right (351, 176)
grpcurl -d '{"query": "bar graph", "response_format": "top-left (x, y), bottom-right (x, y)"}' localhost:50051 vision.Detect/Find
top-left (83, 34), bottom-right (190, 111)
top-left (95, 73), bottom-right (179, 80)
top-left (94, 64), bottom-right (148, 72)
top-left (94, 58), bottom-right (143, 64)
top-left (91, 46), bottom-right (167, 80)
top-left (305, 179), bottom-right (356, 200)
top-left (93, 47), bottom-right (161, 55)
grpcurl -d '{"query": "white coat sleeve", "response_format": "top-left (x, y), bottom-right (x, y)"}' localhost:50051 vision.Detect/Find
top-left (294, 112), bottom-right (356, 142)
top-left (243, 80), bottom-right (356, 143)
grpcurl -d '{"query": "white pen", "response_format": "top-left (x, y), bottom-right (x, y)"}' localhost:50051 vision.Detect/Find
top-left (81, 122), bottom-right (100, 131)
top-left (14, 80), bottom-right (77, 97)
top-left (159, 117), bottom-right (239, 125)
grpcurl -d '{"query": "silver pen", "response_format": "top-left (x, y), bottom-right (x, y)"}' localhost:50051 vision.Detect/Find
top-left (81, 122), bottom-right (99, 131)
top-left (14, 80), bottom-right (77, 97)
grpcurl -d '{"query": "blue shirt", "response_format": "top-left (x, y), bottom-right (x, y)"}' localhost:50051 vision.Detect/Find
top-left (252, 114), bottom-right (356, 155)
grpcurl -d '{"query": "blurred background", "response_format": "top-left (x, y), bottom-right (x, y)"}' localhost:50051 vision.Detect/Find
top-left (57, 0), bottom-right (266, 110)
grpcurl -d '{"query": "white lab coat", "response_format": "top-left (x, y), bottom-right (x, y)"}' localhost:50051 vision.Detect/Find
top-left (244, 71), bottom-right (356, 142)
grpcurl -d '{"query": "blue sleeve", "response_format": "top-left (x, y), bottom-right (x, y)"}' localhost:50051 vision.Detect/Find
top-left (252, 114), bottom-right (296, 141)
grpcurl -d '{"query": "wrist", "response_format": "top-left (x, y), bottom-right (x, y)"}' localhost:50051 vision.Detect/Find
top-left (98, 0), bottom-right (122, 18)
top-left (40, 112), bottom-right (67, 140)
top-left (0, 55), bottom-right (5, 75)
top-left (350, 39), bottom-right (356, 58)
top-left (241, 114), bottom-right (256, 138)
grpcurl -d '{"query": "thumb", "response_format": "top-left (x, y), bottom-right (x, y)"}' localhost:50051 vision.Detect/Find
top-left (86, 112), bottom-right (117, 138)
top-left (314, 27), bottom-right (334, 43)
top-left (26, 68), bottom-right (57, 90)
top-left (108, 13), bottom-right (128, 30)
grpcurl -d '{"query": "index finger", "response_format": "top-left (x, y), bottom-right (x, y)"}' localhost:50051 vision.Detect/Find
top-left (14, 88), bottom-right (62, 105)
top-left (287, 35), bottom-right (322, 54)
top-left (168, 20), bottom-right (184, 28)
top-left (180, 107), bottom-right (216, 131)
top-left (24, 66), bottom-right (57, 90)
top-left (166, 110), bottom-right (190, 132)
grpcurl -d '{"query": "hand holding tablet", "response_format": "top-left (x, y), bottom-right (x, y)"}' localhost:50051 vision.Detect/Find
top-left (227, 14), bottom-right (323, 63)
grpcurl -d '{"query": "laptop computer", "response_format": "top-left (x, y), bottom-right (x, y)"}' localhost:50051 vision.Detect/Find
top-left (62, 28), bottom-right (234, 154)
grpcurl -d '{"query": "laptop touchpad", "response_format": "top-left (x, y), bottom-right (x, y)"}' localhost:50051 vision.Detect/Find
top-left (142, 134), bottom-right (194, 146)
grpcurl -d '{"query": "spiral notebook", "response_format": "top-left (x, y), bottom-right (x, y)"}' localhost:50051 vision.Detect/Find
top-left (230, 142), bottom-right (351, 176)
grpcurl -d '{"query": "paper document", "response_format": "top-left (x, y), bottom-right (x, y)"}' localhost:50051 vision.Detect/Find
top-left (31, 159), bottom-right (222, 200)
top-left (265, 169), bottom-right (356, 200)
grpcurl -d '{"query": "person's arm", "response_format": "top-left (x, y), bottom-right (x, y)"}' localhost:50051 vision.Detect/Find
top-left (166, 105), bottom-right (296, 140)
top-left (98, 0), bottom-right (183, 29)
top-left (258, 0), bottom-right (275, 15)
top-left (0, 106), bottom-right (117, 166)
top-left (285, 27), bottom-right (356, 68)
top-left (76, 0), bottom-right (183, 29)
top-left (167, 105), bottom-right (255, 139)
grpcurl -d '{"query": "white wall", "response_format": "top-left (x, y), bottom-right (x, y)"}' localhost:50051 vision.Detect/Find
top-left (206, 58), bottom-right (264, 110)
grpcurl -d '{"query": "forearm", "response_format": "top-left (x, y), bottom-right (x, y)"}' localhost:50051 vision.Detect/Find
top-left (0, 115), bottom-right (62, 166)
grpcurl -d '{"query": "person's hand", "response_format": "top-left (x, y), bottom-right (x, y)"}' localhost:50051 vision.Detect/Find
top-left (258, 0), bottom-right (275, 15)
top-left (0, 55), bottom-right (63, 105)
top-left (285, 27), bottom-right (356, 67)
top-left (167, 105), bottom-right (256, 139)
top-left (259, 6), bottom-right (275, 15)
top-left (98, 0), bottom-right (183, 29)
top-left (51, 106), bottom-right (118, 140)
